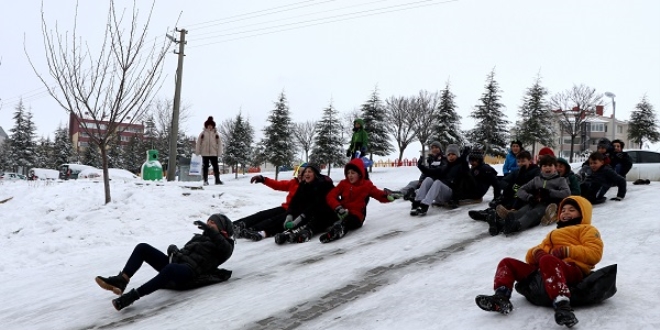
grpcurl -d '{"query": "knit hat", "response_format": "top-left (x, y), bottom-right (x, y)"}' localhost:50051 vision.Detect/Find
top-left (429, 141), bottom-right (443, 151)
top-left (446, 144), bottom-right (460, 156)
top-left (303, 163), bottom-right (322, 176)
top-left (538, 147), bottom-right (555, 157)
top-left (510, 140), bottom-right (523, 149)
top-left (557, 157), bottom-right (570, 168)
top-left (468, 149), bottom-right (484, 162)
top-left (204, 116), bottom-right (216, 128)
top-left (209, 213), bottom-right (233, 238)
top-left (597, 138), bottom-right (611, 150)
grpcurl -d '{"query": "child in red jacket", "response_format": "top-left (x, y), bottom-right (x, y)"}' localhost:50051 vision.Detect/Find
top-left (322, 158), bottom-right (398, 243)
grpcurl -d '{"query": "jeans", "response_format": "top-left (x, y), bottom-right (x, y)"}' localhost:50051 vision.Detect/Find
top-left (122, 243), bottom-right (194, 296)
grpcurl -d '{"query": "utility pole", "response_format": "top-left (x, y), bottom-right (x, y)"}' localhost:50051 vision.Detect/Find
top-left (166, 28), bottom-right (187, 181)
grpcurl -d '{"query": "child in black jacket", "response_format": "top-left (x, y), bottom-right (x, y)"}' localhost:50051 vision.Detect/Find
top-left (95, 214), bottom-right (234, 311)
top-left (579, 152), bottom-right (626, 204)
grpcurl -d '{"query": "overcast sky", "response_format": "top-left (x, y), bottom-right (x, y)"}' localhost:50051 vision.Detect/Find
top-left (1, 0), bottom-right (659, 158)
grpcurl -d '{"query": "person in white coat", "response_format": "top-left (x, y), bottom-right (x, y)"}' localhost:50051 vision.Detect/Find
top-left (195, 116), bottom-right (223, 185)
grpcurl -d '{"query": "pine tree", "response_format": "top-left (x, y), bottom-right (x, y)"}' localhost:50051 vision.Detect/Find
top-left (516, 75), bottom-right (556, 155)
top-left (52, 126), bottom-right (74, 168)
top-left (123, 135), bottom-right (147, 174)
top-left (360, 87), bottom-right (393, 171)
top-left (432, 81), bottom-right (464, 146)
top-left (628, 95), bottom-right (660, 148)
top-left (106, 134), bottom-right (124, 168)
top-left (34, 137), bottom-right (54, 168)
top-left (82, 145), bottom-right (102, 168)
top-left (469, 69), bottom-right (510, 156)
top-left (263, 92), bottom-right (295, 179)
top-left (8, 101), bottom-right (37, 173)
top-left (0, 140), bottom-right (12, 171)
top-left (311, 102), bottom-right (344, 175)
top-left (223, 112), bottom-right (253, 178)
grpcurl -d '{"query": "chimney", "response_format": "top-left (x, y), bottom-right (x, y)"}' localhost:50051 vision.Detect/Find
top-left (596, 105), bottom-right (604, 116)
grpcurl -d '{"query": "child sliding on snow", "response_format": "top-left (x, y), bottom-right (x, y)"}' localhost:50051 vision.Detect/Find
top-left (322, 158), bottom-right (399, 243)
top-left (475, 196), bottom-right (603, 328)
top-left (95, 214), bottom-right (234, 311)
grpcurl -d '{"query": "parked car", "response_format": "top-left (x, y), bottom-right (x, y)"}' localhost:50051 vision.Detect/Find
top-left (0, 172), bottom-right (27, 181)
top-left (623, 149), bottom-right (660, 181)
top-left (58, 164), bottom-right (99, 180)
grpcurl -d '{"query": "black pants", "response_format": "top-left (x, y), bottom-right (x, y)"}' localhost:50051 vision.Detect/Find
top-left (580, 183), bottom-right (610, 204)
top-left (340, 214), bottom-right (364, 233)
top-left (234, 206), bottom-right (287, 237)
top-left (510, 203), bottom-right (547, 231)
top-left (122, 243), bottom-right (194, 296)
top-left (202, 156), bottom-right (220, 183)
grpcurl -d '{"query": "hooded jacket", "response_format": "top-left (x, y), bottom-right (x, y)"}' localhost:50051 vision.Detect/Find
top-left (349, 119), bottom-right (369, 154)
top-left (326, 158), bottom-right (391, 221)
top-left (557, 158), bottom-right (581, 195)
top-left (196, 128), bottom-right (223, 157)
top-left (287, 167), bottom-right (335, 222)
top-left (170, 220), bottom-right (234, 276)
top-left (502, 149), bottom-right (519, 175)
top-left (579, 164), bottom-right (627, 199)
top-left (525, 196), bottom-right (604, 275)
top-left (517, 171), bottom-right (571, 204)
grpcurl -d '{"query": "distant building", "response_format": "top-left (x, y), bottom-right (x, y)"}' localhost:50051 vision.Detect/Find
top-left (68, 112), bottom-right (144, 153)
top-left (527, 105), bottom-right (632, 159)
top-left (0, 126), bottom-right (8, 147)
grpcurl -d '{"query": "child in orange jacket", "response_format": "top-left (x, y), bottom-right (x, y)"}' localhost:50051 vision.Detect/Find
top-left (475, 196), bottom-right (603, 328)
top-left (322, 158), bottom-right (398, 243)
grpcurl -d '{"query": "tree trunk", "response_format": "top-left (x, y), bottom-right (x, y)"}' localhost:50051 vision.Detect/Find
top-left (569, 136), bottom-right (575, 162)
top-left (398, 149), bottom-right (404, 163)
top-left (275, 166), bottom-right (279, 180)
top-left (327, 163), bottom-right (331, 176)
top-left (100, 143), bottom-right (111, 204)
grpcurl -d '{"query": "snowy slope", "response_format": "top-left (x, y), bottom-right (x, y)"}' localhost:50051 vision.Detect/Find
top-left (0, 166), bottom-right (658, 330)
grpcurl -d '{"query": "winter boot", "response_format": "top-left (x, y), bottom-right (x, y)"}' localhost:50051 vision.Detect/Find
top-left (274, 232), bottom-right (292, 245)
top-left (295, 228), bottom-right (313, 243)
top-left (495, 204), bottom-right (511, 220)
top-left (417, 203), bottom-right (430, 216)
top-left (215, 177), bottom-right (223, 185)
top-left (242, 229), bottom-right (264, 241)
top-left (540, 203), bottom-right (558, 226)
top-left (475, 286), bottom-right (513, 315)
top-left (203, 180), bottom-right (209, 186)
top-left (593, 196), bottom-right (607, 204)
top-left (320, 222), bottom-right (346, 243)
top-left (410, 200), bottom-right (421, 216)
top-left (95, 272), bottom-right (129, 295)
top-left (469, 209), bottom-right (490, 221)
top-left (554, 298), bottom-right (578, 328)
top-left (502, 214), bottom-right (521, 235)
top-left (403, 189), bottom-right (416, 202)
top-left (233, 222), bottom-right (247, 239)
top-left (112, 289), bottom-right (140, 311)
top-left (486, 212), bottom-right (503, 236)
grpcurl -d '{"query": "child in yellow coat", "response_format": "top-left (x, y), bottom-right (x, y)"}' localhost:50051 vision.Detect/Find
top-left (475, 196), bottom-right (603, 328)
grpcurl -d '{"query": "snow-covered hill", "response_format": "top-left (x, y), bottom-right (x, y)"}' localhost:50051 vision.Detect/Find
top-left (0, 166), bottom-right (657, 330)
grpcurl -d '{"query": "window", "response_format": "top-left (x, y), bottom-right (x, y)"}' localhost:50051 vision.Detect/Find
top-left (563, 137), bottom-right (581, 144)
top-left (640, 151), bottom-right (660, 163)
top-left (78, 141), bottom-right (89, 147)
top-left (590, 123), bottom-right (605, 132)
top-left (120, 136), bottom-right (130, 142)
top-left (617, 126), bottom-right (623, 134)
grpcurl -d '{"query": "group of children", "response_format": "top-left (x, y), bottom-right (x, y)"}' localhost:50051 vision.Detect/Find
top-left (94, 121), bottom-right (622, 327)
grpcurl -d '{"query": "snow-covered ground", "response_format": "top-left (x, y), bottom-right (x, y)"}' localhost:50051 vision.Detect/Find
top-left (0, 166), bottom-right (658, 330)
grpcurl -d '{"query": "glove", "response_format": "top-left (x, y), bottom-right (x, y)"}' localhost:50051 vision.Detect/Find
top-left (250, 175), bottom-right (265, 184)
top-left (386, 194), bottom-right (398, 202)
top-left (533, 248), bottom-right (548, 263)
top-left (194, 220), bottom-right (210, 231)
top-left (610, 196), bottom-right (623, 201)
top-left (551, 246), bottom-right (569, 259)
top-left (417, 157), bottom-right (425, 167)
top-left (284, 214), bottom-right (304, 229)
top-left (335, 206), bottom-right (349, 220)
top-left (346, 149), bottom-right (352, 157)
top-left (167, 244), bottom-right (179, 256)
top-left (539, 188), bottom-right (551, 202)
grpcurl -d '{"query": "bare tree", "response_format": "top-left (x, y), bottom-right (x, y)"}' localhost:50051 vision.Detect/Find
top-left (151, 98), bottom-right (192, 136)
top-left (550, 84), bottom-right (603, 162)
top-left (27, 1), bottom-right (170, 203)
top-left (411, 90), bottom-right (440, 156)
top-left (292, 120), bottom-right (316, 162)
top-left (385, 96), bottom-right (416, 162)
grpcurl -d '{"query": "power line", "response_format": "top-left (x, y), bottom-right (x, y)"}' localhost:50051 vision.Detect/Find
top-left (189, 0), bottom-right (458, 48)
top-left (189, 0), bottom-right (390, 40)
top-left (187, 0), bottom-right (331, 29)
